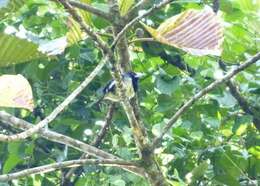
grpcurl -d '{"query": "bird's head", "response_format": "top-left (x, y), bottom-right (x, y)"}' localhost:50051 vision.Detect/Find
top-left (102, 71), bottom-right (144, 102)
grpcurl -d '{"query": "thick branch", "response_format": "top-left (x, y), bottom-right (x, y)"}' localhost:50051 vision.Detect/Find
top-left (0, 159), bottom-right (137, 182)
top-left (152, 52), bottom-right (260, 148)
top-left (109, 3), bottom-right (167, 185)
top-left (0, 111), bottom-right (146, 177)
top-left (68, 0), bottom-right (111, 20)
top-left (0, 59), bottom-right (106, 142)
top-left (111, 0), bottom-right (174, 49)
top-left (0, 111), bottom-right (115, 159)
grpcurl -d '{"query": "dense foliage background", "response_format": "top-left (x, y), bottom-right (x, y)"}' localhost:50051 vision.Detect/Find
top-left (0, 0), bottom-right (259, 185)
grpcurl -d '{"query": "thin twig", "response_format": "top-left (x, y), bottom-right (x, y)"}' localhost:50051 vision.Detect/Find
top-left (219, 60), bottom-right (260, 130)
top-left (152, 52), bottom-right (260, 149)
top-left (128, 37), bottom-right (154, 44)
top-left (68, 0), bottom-right (111, 20)
top-left (58, 0), bottom-right (112, 55)
top-left (111, 0), bottom-right (174, 49)
top-left (0, 59), bottom-right (106, 142)
top-left (0, 111), bottom-right (146, 177)
top-left (0, 159), bottom-right (137, 182)
top-left (125, 0), bottom-right (149, 20)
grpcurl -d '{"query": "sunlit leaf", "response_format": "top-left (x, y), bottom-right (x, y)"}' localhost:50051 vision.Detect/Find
top-left (248, 146), bottom-right (260, 159)
top-left (118, 0), bottom-right (134, 16)
top-left (238, 0), bottom-right (260, 13)
top-left (0, 74), bottom-right (34, 111)
top-left (66, 17), bottom-right (86, 45)
top-left (66, 0), bottom-right (92, 45)
top-left (79, 0), bottom-right (92, 25)
top-left (142, 7), bottom-right (224, 56)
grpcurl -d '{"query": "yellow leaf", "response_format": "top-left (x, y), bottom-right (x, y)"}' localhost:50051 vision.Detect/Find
top-left (0, 74), bottom-right (34, 111)
top-left (118, 0), bottom-right (134, 16)
top-left (79, 0), bottom-right (92, 25)
top-left (235, 124), bottom-right (247, 136)
top-left (142, 7), bottom-right (224, 56)
top-left (66, 0), bottom-right (92, 45)
top-left (66, 17), bottom-right (86, 45)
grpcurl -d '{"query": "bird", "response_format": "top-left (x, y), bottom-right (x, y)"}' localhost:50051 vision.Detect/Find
top-left (102, 71), bottom-right (143, 102)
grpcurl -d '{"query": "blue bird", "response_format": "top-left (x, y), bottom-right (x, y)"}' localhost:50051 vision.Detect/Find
top-left (102, 71), bottom-right (143, 102)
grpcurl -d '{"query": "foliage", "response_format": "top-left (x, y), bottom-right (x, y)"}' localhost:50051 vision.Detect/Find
top-left (0, 0), bottom-right (259, 185)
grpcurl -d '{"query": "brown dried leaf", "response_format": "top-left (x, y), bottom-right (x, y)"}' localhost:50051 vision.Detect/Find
top-left (142, 7), bottom-right (224, 56)
top-left (0, 74), bottom-right (34, 111)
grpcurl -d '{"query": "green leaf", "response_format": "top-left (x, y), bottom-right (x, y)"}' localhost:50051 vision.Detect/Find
top-left (203, 116), bottom-right (220, 129)
top-left (185, 161), bottom-right (208, 184)
top-left (0, 33), bottom-right (46, 67)
top-left (152, 122), bottom-right (164, 137)
top-left (0, 0), bottom-right (25, 18)
top-left (238, 0), bottom-right (260, 13)
top-left (214, 174), bottom-right (240, 186)
top-left (210, 91), bottom-right (237, 108)
top-left (233, 115), bottom-right (252, 135)
top-left (111, 179), bottom-right (126, 186)
top-left (156, 75), bottom-right (180, 96)
top-left (0, 182), bottom-right (9, 186)
top-left (190, 131), bottom-right (203, 141)
top-left (3, 154), bottom-right (20, 173)
top-left (3, 142), bottom-right (23, 173)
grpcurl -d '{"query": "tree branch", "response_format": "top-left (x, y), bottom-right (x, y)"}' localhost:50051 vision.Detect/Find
top-left (214, 0), bottom-right (259, 129)
top-left (0, 159), bottom-right (137, 182)
top-left (108, 1), bottom-right (169, 184)
top-left (0, 111), bottom-right (146, 177)
top-left (64, 104), bottom-right (115, 181)
top-left (0, 59), bottom-right (106, 142)
top-left (152, 52), bottom-right (260, 149)
top-left (125, 0), bottom-right (149, 20)
top-left (219, 60), bottom-right (260, 130)
top-left (57, 0), bottom-right (112, 55)
top-left (111, 0), bottom-right (174, 49)
top-left (68, 0), bottom-right (111, 20)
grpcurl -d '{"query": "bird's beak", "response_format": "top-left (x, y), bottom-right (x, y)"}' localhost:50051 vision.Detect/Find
top-left (135, 72), bottom-right (145, 78)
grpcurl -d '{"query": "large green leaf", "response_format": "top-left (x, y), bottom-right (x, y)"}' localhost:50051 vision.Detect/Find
top-left (3, 142), bottom-right (22, 173)
top-left (0, 32), bottom-right (46, 67)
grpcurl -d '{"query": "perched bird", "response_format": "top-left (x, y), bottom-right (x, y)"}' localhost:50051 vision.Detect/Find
top-left (102, 71), bottom-right (143, 102)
